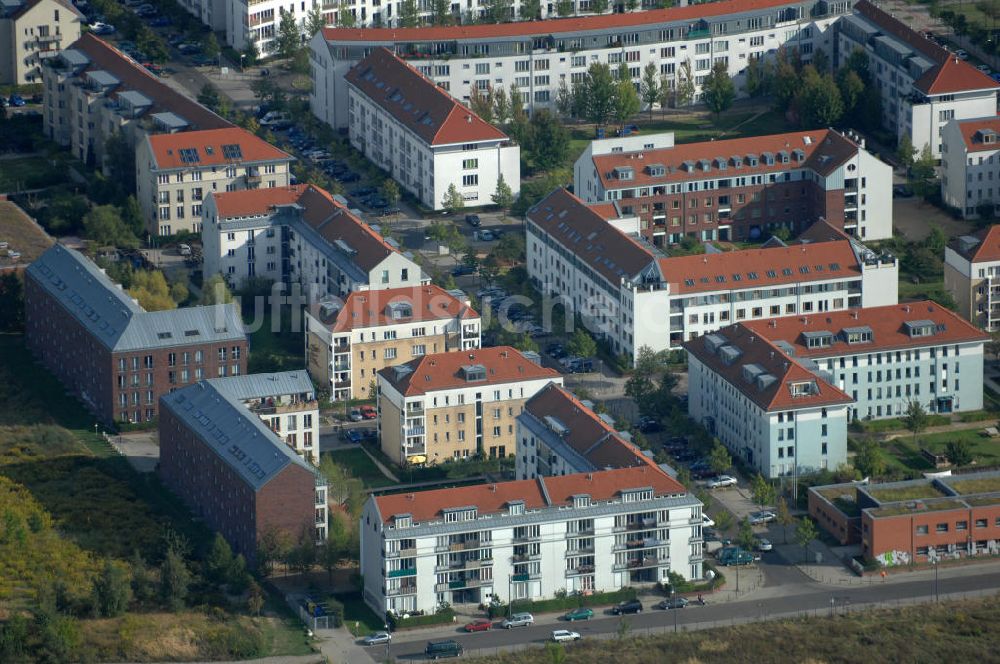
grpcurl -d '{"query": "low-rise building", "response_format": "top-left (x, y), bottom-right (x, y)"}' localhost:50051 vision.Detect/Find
top-left (944, 226), bottom-right (1000, 330)
top-left (42, 34), bottom-right (231, 172)
top-left (741, 301), bottom-right (989, 420)
top-left (809, 472), bottom-right (1000, 566)
top-left (573, 128), bottom-right (893, 244)
top-left (210, 371), bottom-right (320, 464)
top-left (202, 184), bottom-right (425, 298)
top-left (516, 382), bottom-right (655, 480)
top-left (306, 284), bottom-right (481, 402)
top-left (0, 0), bottom-right (82, 85)
top-left (526, 188), bottom-right (898, 362)
top-left (159, 380), bottom-right (328, 563)
top-left (376, 346), bottom-right (561, 465)
top-left (24, 244), bottom-right (247, 425)
top-left (359, 465), bottom-right (703, 616)
top-left (941, 118), bottom-right (1000, 219)
top-left (685, 323), bottom-right (853, 479)
top-left (137, 126), bottom-right (294, 236)
top-left (344, 48), bottom-right (520, 211)
top-left (836, 0), bottom-right (1000, 159)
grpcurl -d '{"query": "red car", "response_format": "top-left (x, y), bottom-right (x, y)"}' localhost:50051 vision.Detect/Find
top-left (360, 405), bottom-right (377, 420)
top-left (464, 619), bottom-right (493, 632)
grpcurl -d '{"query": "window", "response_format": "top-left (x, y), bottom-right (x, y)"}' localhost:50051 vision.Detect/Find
top-left (462, 174), bottom-right (479, 187)
top-left (916, 525), bottom-right (928, 535)
top-left (935, 523), bottom-right (948, 533)
top-left (492, 426), bottom-right (501, 437)
top-left (462, 159), bottom-right (478, 169)
top-left (384, 348), bottom-right (397, 360)
top-left (412, 344), bottom-right (426, 356)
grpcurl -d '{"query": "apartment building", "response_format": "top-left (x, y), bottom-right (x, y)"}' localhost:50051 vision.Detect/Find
top-left (944, 226), bottom-right (1000, 330)
top-left (740, 301), bottom-right (989, 420)
top-left (574, 128), bottom-right (893, 244)
top-left (202, 184), bottom-right (425, 298)
top-left (376, 346), bottom-right (561, 465)
top-left (159, 381), bottom-right (328, 563)
top-left (137, 127), bottom-right (293, 237)
top-left (0, 0), bottom-right (81, 84)
top-left (526, 188), bottom-right (899, 362)
top-left (24, 244), bottom-right (247, 425)
top-left (310, 0), bottom-right (845, 130)
top-left (359, 465), bottom-right (703, 615)
top-left (836, 0), bottom-right (999, 159)
top-left (344, 48), bottom-right (520, 211)
top-left (809, 472), bottom-right (1000, 566)
top-left (941, 117), bottom-right (1000, 219)
top-left (516, 382), bottom-right (659, 480)
top-left (210, 371), bottom-right (320, 464)
top-left (685, 323), bottom-right (853, 479)
top-left (41, 33), bottom-right (231, 169)
top-left (306, 284), bottom-right (481, 402)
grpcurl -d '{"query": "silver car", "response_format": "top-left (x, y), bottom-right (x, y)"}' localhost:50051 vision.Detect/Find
top-left (362, 632), bottom-right (391, 646)
top-left (501, 612), bottom-right (534, 629)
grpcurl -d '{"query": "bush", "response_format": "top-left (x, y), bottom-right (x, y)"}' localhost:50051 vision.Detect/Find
top-left (387, 606), bottom-right (455, 630)
top-left (497, 587), bottom-right (638, 617)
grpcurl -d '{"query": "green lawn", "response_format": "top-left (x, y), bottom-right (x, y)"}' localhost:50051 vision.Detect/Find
top-left (326, 448), bottom-right (395, 488)
top-left (0, 155), bottom-right (68, 192)
top-left (335, 592), bottom-right (386, 636)
top-left (246, 308), bottom-right (306, 374)
top-left (883, 428), bottom-right (1000, 472)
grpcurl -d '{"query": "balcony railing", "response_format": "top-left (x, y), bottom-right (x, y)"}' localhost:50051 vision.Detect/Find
top-left (250, 399), bottom-right (318, 416)
top-left (387, 568), bottom-right (416, 578)
top-left (565, 565), bottom-right (595, 577)
top-left (385, 584), bottom-right (417, 596)
top-left (566, 546), bottom-right (595, 556)
top-left (567, 528), bottom-right (595, 537)
top-left (513, 533), bottom-right (541, 543)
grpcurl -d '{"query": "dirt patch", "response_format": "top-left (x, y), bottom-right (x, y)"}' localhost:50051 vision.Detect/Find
top-left (892, 198), bottom-right (974, 242)
top-left (0, 200), bottom-right (53, 267)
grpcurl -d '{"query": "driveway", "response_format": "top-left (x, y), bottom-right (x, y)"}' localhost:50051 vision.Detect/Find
top-left (110, 431), bottom-right (159, 473)
top-left (892, 197), bottom-right (973, 242)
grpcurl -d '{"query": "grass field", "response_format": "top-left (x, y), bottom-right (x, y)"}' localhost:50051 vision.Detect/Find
top-left (882, 427), bottom-right (1000, 473)
top-left (335, 592), bottom-right (385, 636)
top-left (325, 448), bottom-right (394, 488)
top-left (0, 154), bottom-right (69, 193)
top-left (0, 200), bottom-right (53, 264)
top-left (246, 308), bottom-right (306, 374)
top-left (469, 596), bottom-right (1000, 664)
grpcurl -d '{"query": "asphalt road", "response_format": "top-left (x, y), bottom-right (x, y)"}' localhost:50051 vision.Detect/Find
top-left (379, 567), bottom-right (1000, 661)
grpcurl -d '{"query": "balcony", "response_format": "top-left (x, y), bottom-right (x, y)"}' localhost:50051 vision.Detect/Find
top-left (565, 564), bottom-right (595, 577)
top-left (566, 545), bottom-right (595, 556)
top-left (406, 406), bottom-right (424, 417)
top-left (404, 444), bottom-right (426, 456)
top-left (626, 518), bottom-right (657, 531)
top-left (36, 33), bottom-right (61, 45)
top-left (387, 568), bottom-right (416, 578)
top-left (405, 426), bottom-right (425, 436)
top-left (567, 528), bottom-right (595, 537)
top-left (627, 556), bottom-right (667, 569)
top-left (513, 533), bottom-right (541, 543)
top-left (512, 552), bottom-right (541, 563)
top-left (333, 360), bottom-right (350, 372)
top-left (250, 399), bottom-right (318, 416)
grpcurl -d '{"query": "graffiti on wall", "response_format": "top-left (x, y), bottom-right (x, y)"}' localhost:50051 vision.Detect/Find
top-left (875, 550), bottom-right (911, 567)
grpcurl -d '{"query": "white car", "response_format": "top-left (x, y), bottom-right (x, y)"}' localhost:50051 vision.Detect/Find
top-left (749, 511), bottom-right (777, 525)
top-left (756, 537), bottom-right (774, 552)
top-left (702, 514), bottom-right (715, 528)
top-left (706, 475), bottom-right (738, 489)
top-left (551, 630), bottom-right (581, 643)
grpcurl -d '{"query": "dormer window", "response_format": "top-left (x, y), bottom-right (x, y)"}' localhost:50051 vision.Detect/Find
top-left (621, 488), bottom-right (654, 502)
top-left (647, 164), bottom-right (666, 177)
top-left (980, 129), bottom-right (997, 145)
top-left (573, 494), bottom-right (591, 508)
top-left (904, 320), bottom-right (938, 338)
top-left (393, 514), bottom-right (412, 528)
top-left (842, 326), bottom-right (873, 344)
top-left (508, 500), bottom-right (525, 516)
top-left (802, 331), bottom-right (834, 348)
top-left (614, 167), bottom-right (634, 180)
top-left (461, 364), bottom-right (487, 381)
top-left (444, 507), bottom-right (477, 522)
top-left (790, 381), bottom-right (817, 397)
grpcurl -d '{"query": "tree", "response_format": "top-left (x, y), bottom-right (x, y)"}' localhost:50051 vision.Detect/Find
top-left (520, 0), bottom-right (541, 19)
top-left (469, 85), bottom-right (494, 123)
top-left (812, 48), bottom-right (830, 75)
top-left (583, 63), bottom-right (617, 127)
top-left (483, 0), bottom-right (512, 23)
top-left (170, 281), bottom-right (189, 304)
top-left (491, 174), bottom-right (515, 218)
top-left (398, 0), bottom-right (420, 26)
top-left (441, 183), bottom-right (465, 213)
top-left (612, 77), bottom-right (641, 130)
top-left (853, 437), bottom-right (885, 479)
top-left (337, 2), bottom-right (356, 27)
top-left (129, 269), bottom-right (175, 311)
top-left (702, 61), bottom-right (735, 118)
top-left (737, 517), bottom-right (756, 552)
top-left (744, 54), bottom-right (771, 98)
top-left (105, 132), bottom-right (137, 199)
top-left (276, 9), bottom-right (302, 59)
top-left (480, 254), bottom-right (501, 285)
top-left (203, 33), bottom-right (220, 60)
top-left (903, 399), bottom-right (929, 444)
top-left (750, 474), bottom-right (776, 511)
top-left (771, 54), bottom-right (800, 110)
top-left (84, 205), bottom-right (139, 249)
top-left (0, 273), bottom-right (24, 332)
top-left (566, 328), bottom-right (597, 359)
top-left (713, 510), bottom-right (734, 533)
top-left (625, 346), bottom-right (668, 415)
top-left (121, 195), bottom-right (143, 236)
top-left (380, 179), bottom-right (401, 208)
top-left (205, 533), bottom-right (235, 585)
top-left (159, 548), bottom-right (190, 611)
top-left (528, 109), bottom-right (570, 170)
top-left (130, 550), bottom-right (154, 603)
top-left (639, 62), bottom-right (661, 118)
top-left (797, 69), bottom-right (844, 128)
top-left (675, 60), bottom-right (695, 108)
top-left (243, 41), bottom-right (260, 67)
top-left (431, 0), bottom-right (453, 25)
top-left (247, 580), bottom-right (265, 616)
top-left (709, 440), bottom-right (732, 475)
top-left (947, 439), bottom-right (974, 467)
top-left (306, 5), bottom-right (327, 35)
top-left (591, 0), bottom-right (608, 12)
top-left (92, 561), bottom-right (131, 617)
top-left (198, 83), bottom-right (220, 110)
top-left (493, 86), bottom-right (510, 125)
top-left (837, 69), bottom-right (865, 116)
top-left (556, 0), bottom-right (573, 16)
top-left (794, 517), bottom-right (818, 563)
top-left (776, 496), bottom-right (794, 544)
top-left (911, 145), bottom-right (938, 199)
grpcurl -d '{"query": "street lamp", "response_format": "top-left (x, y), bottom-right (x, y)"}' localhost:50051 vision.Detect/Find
top-left (240, 53), bottom-right (245, 73)
top-left (671, 587), bottom-right (678, 633)
top-left (383, 622), bottom-right (390, 662)
top-left (932, 558), bottom-right (939, 603)
top-left (829, 597), bottom-right (835, 617)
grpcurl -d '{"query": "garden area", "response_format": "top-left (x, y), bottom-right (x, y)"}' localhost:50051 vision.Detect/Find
top-left (324, 448), bottom-right (395, 489)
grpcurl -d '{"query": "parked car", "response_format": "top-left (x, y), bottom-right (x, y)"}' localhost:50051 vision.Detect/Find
top-left (362, 632), bottom-right (391, 646)
top-left (546, 343), bottom-right (566, 359)
top-left (611, 599), bottom-right (643, 615)
top-left (7, 95), bottom-right (25, 107)
top-left (478, 229), bottom-right (495, 242)
top-left (638, 416), bottom-right (663, 433)
top-left (452, 265), bottom-right (476, 277)
top-left (706, 475), bottom-right (738, 489)
top-left (501, 613), bottom-right (534, 629)
top-left (892, 184), bottom-right (914, 198)
top-left (360, 405), bottom-right (377, 420)
top-left (342, 429), bottom-right (363, 444)
top-left (723, 551), bottom-right (758, 566)
top-left (259, 111), bottom-right (291, 127)
top-left (749, 510), bottom-right (777, 525)
top-left (562, 607), bottom-right (593, 621)
top-left (756, 538), bottom-right (773, 552)
top-left (425, 639), bottom-right (463, 658)
top-left (348, 408), bottom-right (364, 422)
top-left (464, 619), bottom-right (492, 632)
top-left (956, 49), bottom-right (969, 60)
top-left (977, 64), bottom-right (992, 73)
top-left (465, 213), bottom-right (481, 226)
top-left (702, 514), bottom-right (715, 528)
top-left (656, 597), bottom-right (689, 610)
top-left (337, 172), bottom-right (360, 183)
top-left (551, 630), bottom-right (581, 643)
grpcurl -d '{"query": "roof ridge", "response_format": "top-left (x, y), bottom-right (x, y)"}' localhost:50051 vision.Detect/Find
top-left (537, 476), bottom-right (553, 507)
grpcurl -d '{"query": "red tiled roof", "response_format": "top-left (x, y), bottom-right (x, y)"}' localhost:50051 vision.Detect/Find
top-left (797, 218), bottom-right (852, 244)
top-left (68, 34), bottom-right (230, 131)
top-left (345, 48), bottom-right (507, 146)
top-left (147, 127), bottom-right (292, 169)
top-left (323, 0), bottom-right (797, 43)
top-left (954, 117), bottom-right (1000, 154)
top-left (524, 383), bottom-right (657, 471)
top-left (588, 202), bottom-right (620, 220)
top-left (966, 225), bottom-right (1000, 262)
top-left (855, 0), bottom-right (999, 95)
top-left (527, 188), bottom-right (656, 285)
top-left (379, 346), bottom-right (560, 397)
top-left (308, 284), bottom-right (478, 332)
top-left (212, 185), bottom-right (308, 218)
top-left (592, 129), bottom-right (858, 190)
top-left (684, 324), bottom-right (853, 412)
top-left (373, 466), bottom-right (684, 524)
top-left (659, 240), bottom-right (861, 295)
top-left (742, 301), bottom-right (990, 358)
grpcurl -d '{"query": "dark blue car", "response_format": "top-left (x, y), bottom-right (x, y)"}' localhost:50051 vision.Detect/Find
top-left (8, 95), bottom-right (25, 107)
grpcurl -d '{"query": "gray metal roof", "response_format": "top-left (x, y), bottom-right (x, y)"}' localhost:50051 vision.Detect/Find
top-left (151, 111), bottom-right (189, 130)
top-left (87, 69), bottom-right (120, 88)
top-left (61, 48), bottom-right (90, 68)
top-left (118, 90), bottom-right (152, 108)
top-left (209, 370), bottom-right (315, 401)
top-left (26, 244), bottom-right (245, 352)
top-left (161, 382), bottom-right (319, 491)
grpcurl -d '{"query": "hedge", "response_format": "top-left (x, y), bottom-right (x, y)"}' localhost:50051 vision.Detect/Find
top-left (388, 607), bottom-right (456, 630)
top-left (487, 587), bottom-right (638, 618)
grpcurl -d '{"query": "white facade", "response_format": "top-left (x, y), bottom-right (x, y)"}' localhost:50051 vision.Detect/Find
top-left (941, 119), bottom-right (1000, 219)
top-left (310, 0), bottom-right (845, 131)
top-left (0, 0), bottom-right (81, 85)
top-left (360, 469), bottom-right (704, 615)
